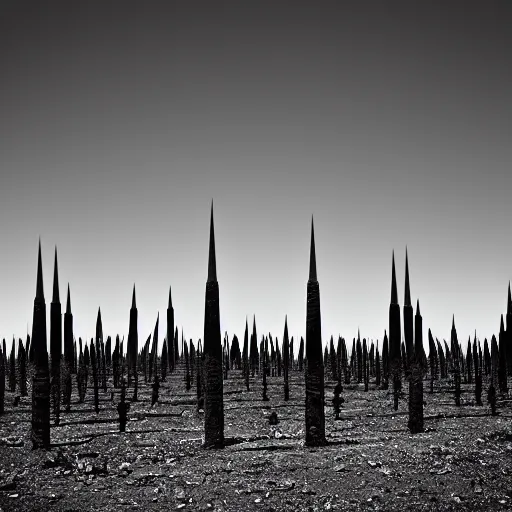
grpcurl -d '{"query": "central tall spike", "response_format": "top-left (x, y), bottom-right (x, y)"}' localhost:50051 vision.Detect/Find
top-left (404, 248), bottom-right (411, 307)
top-left (309, 216), bottom-right (317, 282)
top-left (96, 308), bottom-right (103, 342)
top-left (391, 252), bottom-right (398, 305)
top-left (52, 247), bottom-right (60, 304)
top-left (132, 285), bottom-right (136, 309)
top-left (389, 250), bottom-right (402, 411)
top-left (168, 285), bottom-right (173, 309)
top-left (66, 284), bottom-right (71, 314)
top-left (305, 216), bottom-right (325, 446)
top-left (508, 282), bottom-right (511, 316)
top-left (208, 201), bottom-right (217, 283)
top-left (203, 202), bottom-right (224, 448)
top-left (32, 240), bottom-right (50, 448)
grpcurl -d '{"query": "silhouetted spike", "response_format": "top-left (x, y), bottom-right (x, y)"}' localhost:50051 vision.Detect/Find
top-left (404, 248), bottom-right (411, 307)
top-left (132, 285), bottom-right (136, 309)
top-left (452, 314), bottom-right (455, 330)
top-left (416, 299), bottom-right (420, 316)
top-left (168, 285), bottom-right (172, 308)
top-left (309, 216), bottom-right (317, 281)
top-left (208, 201), bottom-right (217, 282)
top-left (500, 314), bottom-right (505, 333)
top-left (36, 239), bottom-right (44, 300)
top-left (66, 284), bottom-right (71, 314)
top-left (391, 252), bottom-right (398, 305)
top-left (52, 247), bottom-right (60, 304)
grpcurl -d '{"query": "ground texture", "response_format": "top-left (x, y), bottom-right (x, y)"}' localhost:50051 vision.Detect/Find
top-left (1, 369), bottom-right (511, 512)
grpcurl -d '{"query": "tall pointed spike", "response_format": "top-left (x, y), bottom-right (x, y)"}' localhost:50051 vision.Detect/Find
top-left (500, 314), bottom-right (505, 333)
top-left (391, 251), bottom-right (398, 304)
top-left (404, 248), bottom-right (411, 306)
top-left (52, 246), bottom-right (60, 303)
top-left (168, 285), bottom-right (172, 308)
top-left (132, 284), bottom-right (136, 309)
top-left (36, 238), bottom-right (44, 300)
top-left (309, 216), bottom-right (317, 281)
top-left (416, 299), bottom-right (420, 316)
top-left (207, 201), bottom-right (217, 282)
top-left (452, 314), bottom-right (455, 330)
top-left (66, 284), bottom-right (71, 314)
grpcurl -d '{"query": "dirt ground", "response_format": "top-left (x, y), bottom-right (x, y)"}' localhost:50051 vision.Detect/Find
top-left (1, 369), bottom-right (511, 512)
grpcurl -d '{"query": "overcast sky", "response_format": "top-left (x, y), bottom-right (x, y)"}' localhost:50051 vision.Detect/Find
top-left (1, 1), bottom-right (511, 354)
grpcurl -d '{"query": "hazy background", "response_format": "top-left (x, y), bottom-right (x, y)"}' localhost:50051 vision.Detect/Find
top-left (1, 1), bottom-right (511, 354)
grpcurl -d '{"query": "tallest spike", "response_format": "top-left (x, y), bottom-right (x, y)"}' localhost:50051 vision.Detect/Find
top-left (52, 247), bottom-right (60, 304)
top-left (168, 285), bottom-right (173, 309)
top-left (391, 251), bottom-right (398, 304)
top-left (404, 248), bottom-right (411, 307)
top-left (208, 201), bottom-right (217, 282)
top-left (66, 284), bottom-right (71, 314)
top-left (36, 239), bottom-right (44, 300)
top-left (309, 216), bottom-right (317, 281)
top-left (132, 285), bottom-right (136, 309)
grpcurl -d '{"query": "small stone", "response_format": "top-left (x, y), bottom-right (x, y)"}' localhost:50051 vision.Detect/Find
top-left (474, 487), bottom-right (482, 494)
top-left (8, 493), bottom-right (19, 498)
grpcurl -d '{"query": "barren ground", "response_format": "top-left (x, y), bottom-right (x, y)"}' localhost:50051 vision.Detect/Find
top-left (1, 369), bottom-right (511, 512)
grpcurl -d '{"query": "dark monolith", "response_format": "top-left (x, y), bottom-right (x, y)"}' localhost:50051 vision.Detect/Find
top-left (389, 252), bottom-right (402, 410)
top-left (31, 240), bottom-right (50, 449)
top-left (305, 218), bottom-right (326, 446)
top-left (203, 203), bottom-right (224, 448)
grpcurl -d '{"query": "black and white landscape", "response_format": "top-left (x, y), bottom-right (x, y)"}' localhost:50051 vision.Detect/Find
top-left (1, 2), bottom-right (512, 511)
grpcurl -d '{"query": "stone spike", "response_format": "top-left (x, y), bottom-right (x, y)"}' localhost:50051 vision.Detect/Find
top-left (207, 200), bottom-right (217, 282)
top-left (168, 285), bottom-right (172, 308)
top-left (36, 238), bottom-right (44, 300)
top-left (309, 216), bottom-right (317, 281)
top-left (404, 248), bottom-right (411, 306)
top-left (52, 246), bottom-right (60, 304)
top-left (132, 284), bottom-right (136, 309)
top-left (66, 284), bottom-right (71, 314)
top-left (500, 314), bottom-right (505, 333)
top-left (452, 314), bottom-right (455, 330)
top-left (391, 251), bottom-right (398, 304)
top-left (96, 307), bottom-right (102, 335)
top-left (416, 299), bottom-right (420, 316)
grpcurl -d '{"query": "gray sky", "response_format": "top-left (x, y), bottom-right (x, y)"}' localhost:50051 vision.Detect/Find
top-left (1, 1), bottom-right (511, 354)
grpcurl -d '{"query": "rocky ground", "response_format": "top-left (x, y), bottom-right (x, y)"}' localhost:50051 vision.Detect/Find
top-left (0, 369), bottom-right (511, 512)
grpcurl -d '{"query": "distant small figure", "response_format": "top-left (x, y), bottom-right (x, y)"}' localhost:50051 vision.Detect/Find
top-left (117, 378), bottom-right (130, 432)
top-left (488, 384), bottom-right (497, 416)
top-left (332, 383), bottom-right (344, 420)
top-left (269, 411), bottom-right (279, 425)
top-left (151, 374), bottom-right (160, 407)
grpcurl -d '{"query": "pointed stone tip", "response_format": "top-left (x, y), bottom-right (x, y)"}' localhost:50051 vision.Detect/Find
top-left (309, 216), bottom-right (317, 281)
top-left (508, 282), bottom-right (512, 315)
top-left (132, 284), bottom-right (136, 309)
top-left (168, 285), bottom-right (172, 308)
top-left (416, 299), bottom-right (421, 316)
top-left (404, 250), bottom-right (411, 306)
top-left (500, 314), bottom-right (504, 332)
top-left (391, 252), bottom-right (398, 304)
top-left (452, 314), bottom-right (455, 329)
top-left (66, 283), bottom-right (71, 314)
top-left (207, 203), bottom-right (217, 282)
top-left (52, 246), bottom-right (60, 303)
top-left (36, 239), bottom-right (44, 300)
